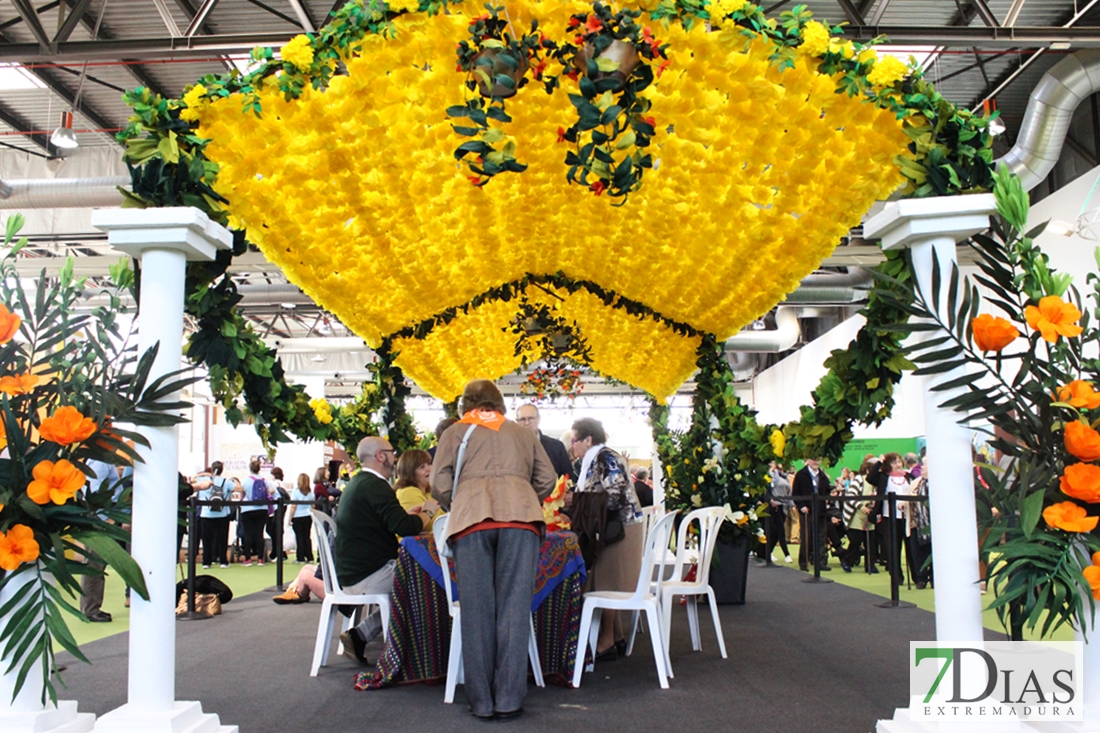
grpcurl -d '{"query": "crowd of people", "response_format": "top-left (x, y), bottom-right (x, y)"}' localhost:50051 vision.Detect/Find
top-left (762, 451), bottom-right (933, 589)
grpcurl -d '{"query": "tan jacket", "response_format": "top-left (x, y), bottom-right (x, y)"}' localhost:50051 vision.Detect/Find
top-left (430, 419), bottom-right (557, 541)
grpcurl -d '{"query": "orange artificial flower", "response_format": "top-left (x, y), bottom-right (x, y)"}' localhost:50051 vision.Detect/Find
top-left (0, 524), bottom-right (39, 571)
top-left (1085, 564), bottom-right (1100, 601)
top-left (971, 314), bottom-right (1019, 352)
top-left (1061, 463), bottom-right (1100, 503)
top-left (1066, 420), bottom-right (1100, 462)
top-left (38, 405), bottom-right (97, 446)
top-left (1057, 380), bottom-right (1100, 410)
top-left (27, 458), bottom-right (85, 505)
top-left (1025, 295), bottom-right (1083, 343)
top-left (1043, 501), bottom-right (1099, 532)
top-left (0, 372), bottom-right (38, 396)
top-left (0, 418), bottom-right (7, 452)
top-left (0, 304), bottom-right (20, 344)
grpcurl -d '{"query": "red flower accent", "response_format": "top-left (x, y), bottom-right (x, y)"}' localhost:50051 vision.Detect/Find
top-left (585, 16), bottom-right (603, 33)
top-left (644, 116), bottom-right (656, 127)
top-left (657, 59), bottom-right (671, 77)
top-left (566, 68), bottom-right (579, 81)
top-left (468, 176), bottom-right (483, 186)
top-left (642, 28), bottom-right (661, 56)
top-left (573, 34), bottom-right (584, 46)
top-left (567, 16), bottom-right (582, 29)
top-left (469, 13), bottom-right (489, 26)
top-left (533, 59), bottom-right (548, 79)
top-left (557, 126), bottom-right (567, 143)
top-left (590, 181), bottom-right (606, 196)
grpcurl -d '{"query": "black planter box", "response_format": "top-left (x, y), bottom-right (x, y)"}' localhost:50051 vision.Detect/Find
top-left (709, 537), bottom-right (751, 605)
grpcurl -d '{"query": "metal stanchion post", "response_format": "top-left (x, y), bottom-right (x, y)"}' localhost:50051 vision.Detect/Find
top-left (266, 496), bottom-right (286, 592)
top-left (177, 494), bottom-right (211, 621)
top-left (876, 493), bottom-right (914, 609)
top-left (802, 493), bottom-right (833, 584)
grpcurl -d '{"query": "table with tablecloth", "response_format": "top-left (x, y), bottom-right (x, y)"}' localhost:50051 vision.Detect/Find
top-left (354, 530), bottom-right (586, 690)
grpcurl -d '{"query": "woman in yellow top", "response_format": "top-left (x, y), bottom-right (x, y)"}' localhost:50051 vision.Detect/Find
top-left (393, 449), bottom-right (439, 531)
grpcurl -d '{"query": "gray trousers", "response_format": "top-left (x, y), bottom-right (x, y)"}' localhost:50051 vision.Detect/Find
top-left (454, 528), bottom-right (539, 717)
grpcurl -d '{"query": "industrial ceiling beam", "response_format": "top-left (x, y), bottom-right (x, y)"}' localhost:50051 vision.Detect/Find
top-left (52, 0), bottom-right (92, 45)
top-left (242, 0), bottom-right (305, 29)
top-left (152, 0), bottom-right (183, 36)
top-left (3, 25), bottom-right (1100, 62)
top-left (835, 0), bottom-right (865, 26)
top-left (0, 103), bottom-right (52, 154)
top-left (65, 1), bottom-right (171, 99)
top-left (969, 0), bottom-right (1001, 28)
top-left (287, 0), bottom-right (317, 31)
top-left (10, 0), bottom-right (52, 49)
top-left (869, 0), bottom-right (894, 26)
top-left (184, 0), bottom-right (222, 38)
top-left (1005, 0), bottom-right (1029, 27)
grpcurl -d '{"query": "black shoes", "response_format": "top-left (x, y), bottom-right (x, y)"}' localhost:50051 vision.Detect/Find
top-left (840, 561), bottom-right (852, 573)
top-left (594, 647), bottom-right (619, 662)
top-left (339, 630), bottom-right (370, 665)
top-left (495, 709), bottom-right (524, 721)
top-left (86, 611), bottom-right (112, 623)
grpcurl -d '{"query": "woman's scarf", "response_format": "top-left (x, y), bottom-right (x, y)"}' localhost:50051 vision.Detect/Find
top-left (576, 443), bottom-right (604, 493)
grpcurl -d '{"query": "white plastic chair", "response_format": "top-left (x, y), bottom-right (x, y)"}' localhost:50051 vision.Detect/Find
top-left (660, 507), bottom-right (728, 664)
top-left (572, 510), bottom-right (678, 690)
top-left (432, 514), bottom-right (545, 704)
top-left (309, 510), bottom-right (391, 676)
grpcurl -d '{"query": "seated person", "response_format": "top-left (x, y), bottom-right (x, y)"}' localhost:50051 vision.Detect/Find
top-left (393, 449), bottom-right (440, 532)
top-left (273, 564), bottom-right (325, 604)
top-left (335, 436), bottom-right (429, 664)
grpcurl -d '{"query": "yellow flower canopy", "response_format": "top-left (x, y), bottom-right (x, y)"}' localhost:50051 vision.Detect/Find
top-left (194, 1), bottom-right (908, 401)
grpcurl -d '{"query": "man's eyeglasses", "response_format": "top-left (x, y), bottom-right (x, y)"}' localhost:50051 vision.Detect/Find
top-left (517, 417), bottom-right (537, 424)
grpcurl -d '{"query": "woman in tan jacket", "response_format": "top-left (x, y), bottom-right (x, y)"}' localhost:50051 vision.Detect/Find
top-left (431, 380), bottom-right (557, 721)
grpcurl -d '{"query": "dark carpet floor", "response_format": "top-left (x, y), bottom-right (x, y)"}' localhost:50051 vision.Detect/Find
top-left (56, 564), bottom-right (943, 733)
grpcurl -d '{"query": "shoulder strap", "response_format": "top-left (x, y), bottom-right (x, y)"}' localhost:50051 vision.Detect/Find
top-left (450, 424), bottom-right (479, 499)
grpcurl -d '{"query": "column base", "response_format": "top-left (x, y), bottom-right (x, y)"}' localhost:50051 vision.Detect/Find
top-left (92, 702), bottom-right (237, 733)
top-left (0, 700), bottom-right (95, 733)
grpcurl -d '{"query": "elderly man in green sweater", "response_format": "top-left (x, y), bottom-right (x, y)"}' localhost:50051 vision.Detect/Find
top-left (336, 435), bottom-right (429, 664)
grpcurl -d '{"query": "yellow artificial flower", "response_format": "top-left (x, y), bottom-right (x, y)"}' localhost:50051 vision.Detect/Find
top-left (180, 83), bottom-right (207, 122)
top-left (280, 35), bottom-right (315, 72)
top-left (866, 55), bottom-right (908, 88)
top-left (799, 21), bottom-right (830, 56)
top-left (769, 429), bottom-right (785, 457)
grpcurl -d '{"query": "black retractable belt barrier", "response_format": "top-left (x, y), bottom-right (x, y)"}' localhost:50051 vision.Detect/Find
top-left (802, 493), bottom-right (833, 585)
top-left (875, 492), bottom-right (915, 609)
top-left (265, 494), bottom-right (288, 593)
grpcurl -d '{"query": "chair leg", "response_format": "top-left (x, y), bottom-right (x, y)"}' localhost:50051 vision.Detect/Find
top-left (379, 598), bottom-right (391, 643)
top-left (587, 609), bottom-right (602, 671)
top-left (572, 601), bottom-right (595, 688)
top-left (311, 600), bottom-right (336, 677)
top-left (660, 588), bottom-right (673, 666)
top-left (624, 610), bottom-right (640, 657)
top-left (706, 588), bottom-right (727, 659)
top-left (528, 616), bottom-right (545, 688)
top-left (444, 609), bottom-right (463, 704)
top-left (687, 595), bottom-right (701, 652)
top-left (644, 602), bottom-right (670, 689)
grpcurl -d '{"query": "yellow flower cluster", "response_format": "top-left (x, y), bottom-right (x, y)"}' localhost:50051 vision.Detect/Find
top-left (867, 55), bottom-right (908, 88)
top-left (194, 2), bottom-right (907, 402)
top-left (708, 0), bottom-right (749, 26)
top-left (280, 35), bottom-right (315, 72)
top-left (799, 20), bottom-right (830, 56)
top-left (309, 397), bottom-right (334, 424)
top-left (180, 83), bottom-right (207, 122)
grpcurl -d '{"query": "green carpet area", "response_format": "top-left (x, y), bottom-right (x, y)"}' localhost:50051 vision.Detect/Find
top-left (62, 562), bottom-right (290, 647)
top-left (763, 546), bottom-right (1076, 642)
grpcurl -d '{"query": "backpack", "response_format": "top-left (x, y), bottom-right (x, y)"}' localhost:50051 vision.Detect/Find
top-left (209, 478), bottom-right (227, 512)
top-left (250, 476), bottom-right (269, 503)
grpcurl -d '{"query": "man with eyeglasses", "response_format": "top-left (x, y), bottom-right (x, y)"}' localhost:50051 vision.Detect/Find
top-left (516, 403), bottom-right (575, 480)
top-left (334, 435), bottom-right (429, 665)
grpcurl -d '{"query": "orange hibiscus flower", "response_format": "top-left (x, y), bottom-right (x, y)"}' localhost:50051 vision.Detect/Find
top-left (1086, 564), bottom-right (1100, 601)
top-left (1057, 380), bottom-right (1100, 410)
top-left (1065, 421), bottom-right (1100, 462)
top-left (0, 524), bottom-right (39, 571)
top-left (1025, 295), bottom-right (1083, 343)
top-left (971, 314), bottom-right (1019, 352)
top-left (1061, 463), bottom-right (1100, 503)
top-left (1043, 501), bottom-right (1099, 532)
top-left (0, 304), bottom-right (20, 344)
top-left (39, 405), bottom-right (96, 446)
top-left (0, 372), bottom-right (38, 396)
top-left (27, 458), bottom-right (86, 505)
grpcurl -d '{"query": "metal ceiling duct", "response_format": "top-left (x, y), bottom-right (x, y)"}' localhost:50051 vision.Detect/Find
top-left (781, 269), bottom-right (872, 304)
top-left (724, 306), bottom-right (800, 353)
top-left (998, 49), bottom-right (1100, 191)
top-left (0, 177), bottom-right (130, 210)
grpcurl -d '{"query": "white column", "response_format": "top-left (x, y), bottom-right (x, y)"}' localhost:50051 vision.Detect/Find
top-left (90, 208), bottom-right (237, 733)
top-left (865, 194), bottom-right (996, 644)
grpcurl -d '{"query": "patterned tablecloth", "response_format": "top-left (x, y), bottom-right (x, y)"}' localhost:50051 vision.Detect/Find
top-left (354, 531), bottom-right (586, 690)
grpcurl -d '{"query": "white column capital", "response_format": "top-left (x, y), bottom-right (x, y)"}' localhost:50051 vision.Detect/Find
top-left (91, 207), bottom-right (232, 261)
top-left (864, 193), bottom-right (997, 250)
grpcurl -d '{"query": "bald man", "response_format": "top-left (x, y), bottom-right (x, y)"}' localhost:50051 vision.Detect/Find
top-left (335, 436), bottom-right (429, 664)
top-left (516, 403), bottom-right (574, 480)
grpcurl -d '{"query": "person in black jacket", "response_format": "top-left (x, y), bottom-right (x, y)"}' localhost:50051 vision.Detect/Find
top-left (516, 403), bottom-right (574, 480)
top-left (792, 458), bottom-right (832, 571)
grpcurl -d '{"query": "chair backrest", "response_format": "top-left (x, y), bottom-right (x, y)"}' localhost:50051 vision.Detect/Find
top-left (310, 509), bottom-right (340, 596)
top-left (432, 513), bottom-right (458, 612)
top-left (671, 507), bottom-right (726, 587)
top-left (630, 510), bottom-right (678, 602)
top-left (639, 505), bottom-right (661, 544)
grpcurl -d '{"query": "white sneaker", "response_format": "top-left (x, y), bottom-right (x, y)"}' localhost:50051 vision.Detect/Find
top-left (785, 555), bottom-right (793, 563)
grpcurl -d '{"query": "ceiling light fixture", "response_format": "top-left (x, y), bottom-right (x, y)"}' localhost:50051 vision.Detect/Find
top-left (50, 111), bottom-right (78, 149)
top-left (310, 354), bottom-right (327, 363)
top-left (281, 302), bottom-right (297, 309)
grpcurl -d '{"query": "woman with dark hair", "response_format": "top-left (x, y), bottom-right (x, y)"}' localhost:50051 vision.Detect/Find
top-left (394, 449), bottom-right (439, 530)
top-left (431, 379), bottom-right (557, 720)
top-left (313, 466), bottom-right (334, 515)
top-left (568, 416), bottom-right (643, 662)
